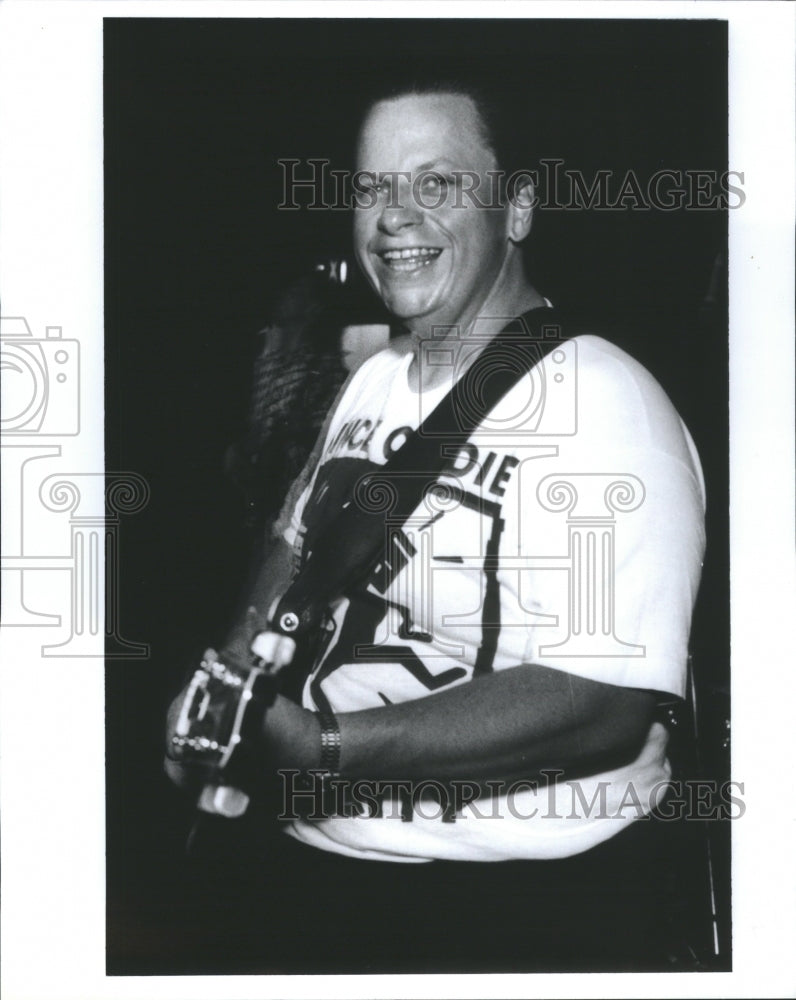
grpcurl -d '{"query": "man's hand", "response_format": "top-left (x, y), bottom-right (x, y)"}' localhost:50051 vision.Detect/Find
top-left (164, 681), bottom-right (318, 813)
top-left (163, 647), bottom-right (264, 791)
top-left (164, 684), bottom-right (213, 792)
top-left (162, 535), bottom-right (300, 791)
top-left (163, 637), bottom-right (311, 795)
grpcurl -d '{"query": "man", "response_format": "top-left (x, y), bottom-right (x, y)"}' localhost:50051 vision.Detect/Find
top-left (167, 82), bottom-right (706, 971)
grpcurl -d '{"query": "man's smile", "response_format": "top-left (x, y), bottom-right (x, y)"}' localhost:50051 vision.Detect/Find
top-left (376, 246), bottom-right (444, 273)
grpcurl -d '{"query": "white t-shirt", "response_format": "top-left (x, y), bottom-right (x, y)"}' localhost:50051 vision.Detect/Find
top-left (282, 331), bottom-right (706, 861)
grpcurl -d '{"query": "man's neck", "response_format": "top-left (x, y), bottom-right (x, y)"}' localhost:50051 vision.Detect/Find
top-left (407, 266), bottom-right (547, 393)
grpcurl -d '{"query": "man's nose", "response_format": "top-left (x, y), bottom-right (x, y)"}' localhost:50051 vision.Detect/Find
top-left (377, 186), bottom-right (423, 234)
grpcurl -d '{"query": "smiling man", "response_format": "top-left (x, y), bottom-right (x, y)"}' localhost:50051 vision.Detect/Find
top-left (353, 92), bottom-right (547, 367)
top-left (166, 81), bottom-right (707, 972)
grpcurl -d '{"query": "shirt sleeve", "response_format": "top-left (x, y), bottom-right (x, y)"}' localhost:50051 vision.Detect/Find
top-left (511, 335), bottom-right (706, 699)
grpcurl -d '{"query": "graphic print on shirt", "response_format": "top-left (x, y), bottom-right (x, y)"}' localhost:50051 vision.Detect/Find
top-left (297, 441), bottom-right (520, 712)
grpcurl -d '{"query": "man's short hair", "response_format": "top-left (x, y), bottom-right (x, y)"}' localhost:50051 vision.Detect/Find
top-left (357, 72), bottom-right (538, 203)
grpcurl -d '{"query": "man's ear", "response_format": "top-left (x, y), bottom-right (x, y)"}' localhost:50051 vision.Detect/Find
top-left (507, 175), bottom-right (535, 243)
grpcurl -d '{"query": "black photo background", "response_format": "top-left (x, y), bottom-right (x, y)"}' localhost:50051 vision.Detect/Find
top-left (105, 18), bottom-right (729, 973)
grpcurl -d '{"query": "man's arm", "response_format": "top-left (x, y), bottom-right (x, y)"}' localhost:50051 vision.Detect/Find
top-left (222, 361), bottom-right (348, 663)
top-left (163, 535), bottom-right (296, 790)
top-left (220, 536), bottom-right (295, 665)
top-left (260, 665), bottom-right (657, 783)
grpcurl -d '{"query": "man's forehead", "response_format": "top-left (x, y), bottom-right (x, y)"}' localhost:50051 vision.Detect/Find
top-left (356, 92), bottom-right (493, 166)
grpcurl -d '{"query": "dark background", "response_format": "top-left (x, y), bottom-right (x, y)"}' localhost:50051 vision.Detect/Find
top-left (105, 17), bottom-right (729, 974)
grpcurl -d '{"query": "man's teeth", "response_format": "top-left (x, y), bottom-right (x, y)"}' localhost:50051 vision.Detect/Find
top-left (380, 247), bottom-right (442, 271)
top-left (381, 247), bottom-right (442, 260)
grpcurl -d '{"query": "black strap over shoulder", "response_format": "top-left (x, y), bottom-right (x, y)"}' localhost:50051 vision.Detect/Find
top-left (272, 306), bottom-right (568, 639)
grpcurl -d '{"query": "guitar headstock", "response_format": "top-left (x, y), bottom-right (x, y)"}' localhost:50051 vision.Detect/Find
top-left (166, 648), bottom-right (279, 816)
top-left (169, 650), bottom-right (254, 765)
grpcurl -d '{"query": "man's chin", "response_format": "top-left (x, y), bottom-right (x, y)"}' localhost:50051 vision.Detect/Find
top-left (382, 293), bottom-right (447, 331)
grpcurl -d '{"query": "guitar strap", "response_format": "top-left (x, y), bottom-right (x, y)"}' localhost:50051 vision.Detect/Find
top-left (270, 305), bottom-right (568, 641)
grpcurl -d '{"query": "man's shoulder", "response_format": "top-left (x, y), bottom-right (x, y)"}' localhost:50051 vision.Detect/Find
top-left (569, 333), bottom-right (677, 418)
top-left (565, 334), bottom-right (702, 487)
top-left (569, 332), bottom-right (646, 374)
top-left (496, 329), bottom-right (696, 460)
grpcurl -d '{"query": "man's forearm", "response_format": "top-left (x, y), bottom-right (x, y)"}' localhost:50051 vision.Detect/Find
top-left (222, 536), bottom-right (295, 662)
top-left (263, 664), bottom-right (656, 783)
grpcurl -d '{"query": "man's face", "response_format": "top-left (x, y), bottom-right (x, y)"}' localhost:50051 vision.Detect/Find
top-left (354, 93), bottom-right (511, 334)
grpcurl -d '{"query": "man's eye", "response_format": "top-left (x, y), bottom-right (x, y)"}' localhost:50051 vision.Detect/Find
top-left (353, 178), bottom-right (387, 209)
top-left (360, 176), bottom-right (388, 194)
top-left (420, 173), bottom-right (449, 195)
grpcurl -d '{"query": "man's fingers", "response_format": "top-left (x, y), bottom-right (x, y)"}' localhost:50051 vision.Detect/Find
top-left (250, 630), bottom-right (296, 670)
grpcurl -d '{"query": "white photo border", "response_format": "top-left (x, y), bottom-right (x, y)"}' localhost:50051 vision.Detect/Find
top-left (1, 2), bottom-right (794, 998)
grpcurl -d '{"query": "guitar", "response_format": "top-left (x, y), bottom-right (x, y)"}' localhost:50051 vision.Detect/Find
top-left (166, 631), bottom-right (298, 818)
